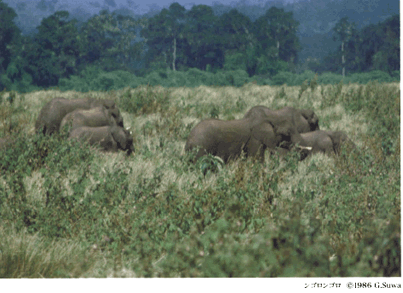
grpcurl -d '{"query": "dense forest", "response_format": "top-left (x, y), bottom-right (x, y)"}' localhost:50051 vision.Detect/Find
top-left (0, 0), bottom-right (400, 92)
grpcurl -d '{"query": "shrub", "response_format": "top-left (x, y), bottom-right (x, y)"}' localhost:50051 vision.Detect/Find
top-left (223, 70), bottom-right (250, 87)
top-left (317, 72), bottom-right (344, 85)
top-left (293, 70), bottom-right (316, 86)
top-left (271, 71), bottom-right (295, 86)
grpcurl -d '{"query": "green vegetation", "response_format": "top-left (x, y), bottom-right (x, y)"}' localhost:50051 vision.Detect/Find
top-left (0, 1), bottom-right (399, 93)
top-left (0, 81), bottom-right (399, 277)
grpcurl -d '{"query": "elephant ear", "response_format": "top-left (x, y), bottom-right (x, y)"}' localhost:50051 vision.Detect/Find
top-left (111, 126), bottom-right (132, 151)
top-left (300, 109), bottom-right (314, 120)
top-left (300, 109), bottom-right (319, 130)
top-left (103, 99), bottom-right (116, 109)
top-left (251, 120), bottom-right (278, 149)
top-left (109, 108), bottom-right (124, 127)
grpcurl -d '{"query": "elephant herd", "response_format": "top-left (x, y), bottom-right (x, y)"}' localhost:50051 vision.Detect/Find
top-left (1, 97), bottom-right (354, 165)
top-left (185, 105), bottom-right (354, 163)
top-left (34, 97), bottom-right (134, 155)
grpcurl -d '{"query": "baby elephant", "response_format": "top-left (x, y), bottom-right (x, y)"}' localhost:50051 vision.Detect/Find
top-left (300, 130), bottom-right (354, 156)
top-left (60, 106), bottom-right (124, 132)
top-left (69, 126), bottom-right (134, 155)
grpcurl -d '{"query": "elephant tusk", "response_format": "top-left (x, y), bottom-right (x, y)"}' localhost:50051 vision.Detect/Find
top-left (297, 146), bottom-right (312, 151)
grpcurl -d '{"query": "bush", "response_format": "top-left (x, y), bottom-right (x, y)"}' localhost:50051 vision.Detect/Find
top-left (346, 70), bottom-right (394, 84)
top-left (185, 68), bottom-right (214, 87)
top-left (317, 72), bottom-right (344, 85)
top-left (118, 86), bottom-right (170, 114)
top-left (293, 70), bottom-right (316, 86)
top-left (224, 52), bottom-right (247, 71)
top-left (223, 70), bottom-right (250, 86)
top-left (59, 75), bottom-right (90, 92)
top-left (271, 71), bottom-right (295, 86)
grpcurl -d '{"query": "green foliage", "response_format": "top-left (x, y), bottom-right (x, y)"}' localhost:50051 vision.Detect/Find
top-left (55, 68), bottom-right (398, 92)
top-left (195, 154), bottom-right (224, 176)
top-left (271, 71), bottom-right (295, 85)
top-left (256, 57), bottom-right (289, 76)
top-left (317, 72), bottom-right (344, 85)
top-left (119, 86), bottom-right (170, 114)
top-left (345, 71), bottom-right (394, 84)
top-left (0, 226), bottom-right (101, 278)
top-left (0, 68), bottom-right (399, 277)
top-left (224, 52), bottom-right (247, 71)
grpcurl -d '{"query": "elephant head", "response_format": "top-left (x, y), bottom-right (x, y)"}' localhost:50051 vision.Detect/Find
top-left (110, 126), bottom-right (135, 155)
top-left (300, 130), bottom-right (335, 156)
top-left (299, 109), bottom-right (320, 132)
top-left (325, 130), bottom-right (355, 154)
top-left (109, 107), bottom-right (124, 128)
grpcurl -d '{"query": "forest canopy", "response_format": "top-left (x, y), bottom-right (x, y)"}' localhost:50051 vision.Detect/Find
top-left (0, 0), bottom-right (399, 92)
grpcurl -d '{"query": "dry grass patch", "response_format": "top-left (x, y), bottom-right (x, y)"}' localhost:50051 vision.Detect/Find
top-left (0, 226), bottom-right (103, 278)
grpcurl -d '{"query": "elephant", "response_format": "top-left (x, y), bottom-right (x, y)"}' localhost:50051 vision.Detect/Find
top-left (300, 130), bottom-right (355, 156)
top-left (185, 116), bottom-right (311, 163)
top-left (35, 97), bottom-right (118, 135)
top-left (324, 130), bottom-right (355, 154)
top-left (243, 105), bottom-right (320, 133)
top-left (68, 125), bottom-right (134, 155)
top-left (60, 106), bottom-right (123, 132)
top-left (299, 130), bottom-right (335, 155)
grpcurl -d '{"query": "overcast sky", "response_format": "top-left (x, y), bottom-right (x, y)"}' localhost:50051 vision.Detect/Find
top-left (6, 0), bottom-right (295, 15)
top-left (59, 0), bottom-right (286, 13)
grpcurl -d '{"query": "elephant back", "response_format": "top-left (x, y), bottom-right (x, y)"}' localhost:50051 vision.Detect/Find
top-left (60, 106), bottom-right (117, 132)
top-left (69, 126), bottom-right (118, 152)
top-left (36, 98), bottom-right (94, 134)
top-left (36, 98), bottom-right (118, 135)
top-left (243, 105), bottom-right (277, 121)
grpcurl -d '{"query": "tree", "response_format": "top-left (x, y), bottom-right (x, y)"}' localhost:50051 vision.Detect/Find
top-left (217, 9), bottom-right (254, 53)
top-left (254, 7), bottom-right (300, 63)
top-left (17, 11), bottom-right (81, 87)
top-left (333, 17), bottom-right (356, 77)
top-left (79, 10), bottom-right (144, 71)
top-left (142, 3), bottom-right (186, 71)
top-left (183, 5), bottom-right (223, 71)
top-left (0, 0), bottom-right (21, 75)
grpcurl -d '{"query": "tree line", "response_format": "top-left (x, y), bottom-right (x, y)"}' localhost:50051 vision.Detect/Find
top-left (0, 0), bottom-right (399, 92)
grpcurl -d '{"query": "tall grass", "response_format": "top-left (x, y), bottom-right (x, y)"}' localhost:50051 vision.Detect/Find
top-left (0, 81), bottom-right (400, 277)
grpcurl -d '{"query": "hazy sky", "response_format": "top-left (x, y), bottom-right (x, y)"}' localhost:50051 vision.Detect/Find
top-left (6, 0), bottom-right (292, 15)
top-left (64, 0), bottom-right (277, 13)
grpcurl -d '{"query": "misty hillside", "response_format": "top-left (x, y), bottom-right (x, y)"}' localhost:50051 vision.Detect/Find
top-left (4, 0), bottom-right (399, 62)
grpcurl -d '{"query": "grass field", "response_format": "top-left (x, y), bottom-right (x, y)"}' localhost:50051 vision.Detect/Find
top-left (0, 81), bottom-right (400, 277)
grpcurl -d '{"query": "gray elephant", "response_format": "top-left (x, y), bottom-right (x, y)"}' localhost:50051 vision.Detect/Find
top-left (60, 106), bottom-right (123, 132)
top-left (35, 97), bottom-right (118, 135)
top-left (300, 130), bottom-right (355, 156)
top-left (325, 130), bottom-right (355, 154)
top-left (185, 116), bottom-right (311, 163)
top-left (69, 125), bottom-right (134, 155)
top-left (243, 105), bottom-right (320, 133)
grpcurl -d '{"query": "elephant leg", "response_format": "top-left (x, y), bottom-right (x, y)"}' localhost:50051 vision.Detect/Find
top-left (245, 138), bottom-right (265, 162)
